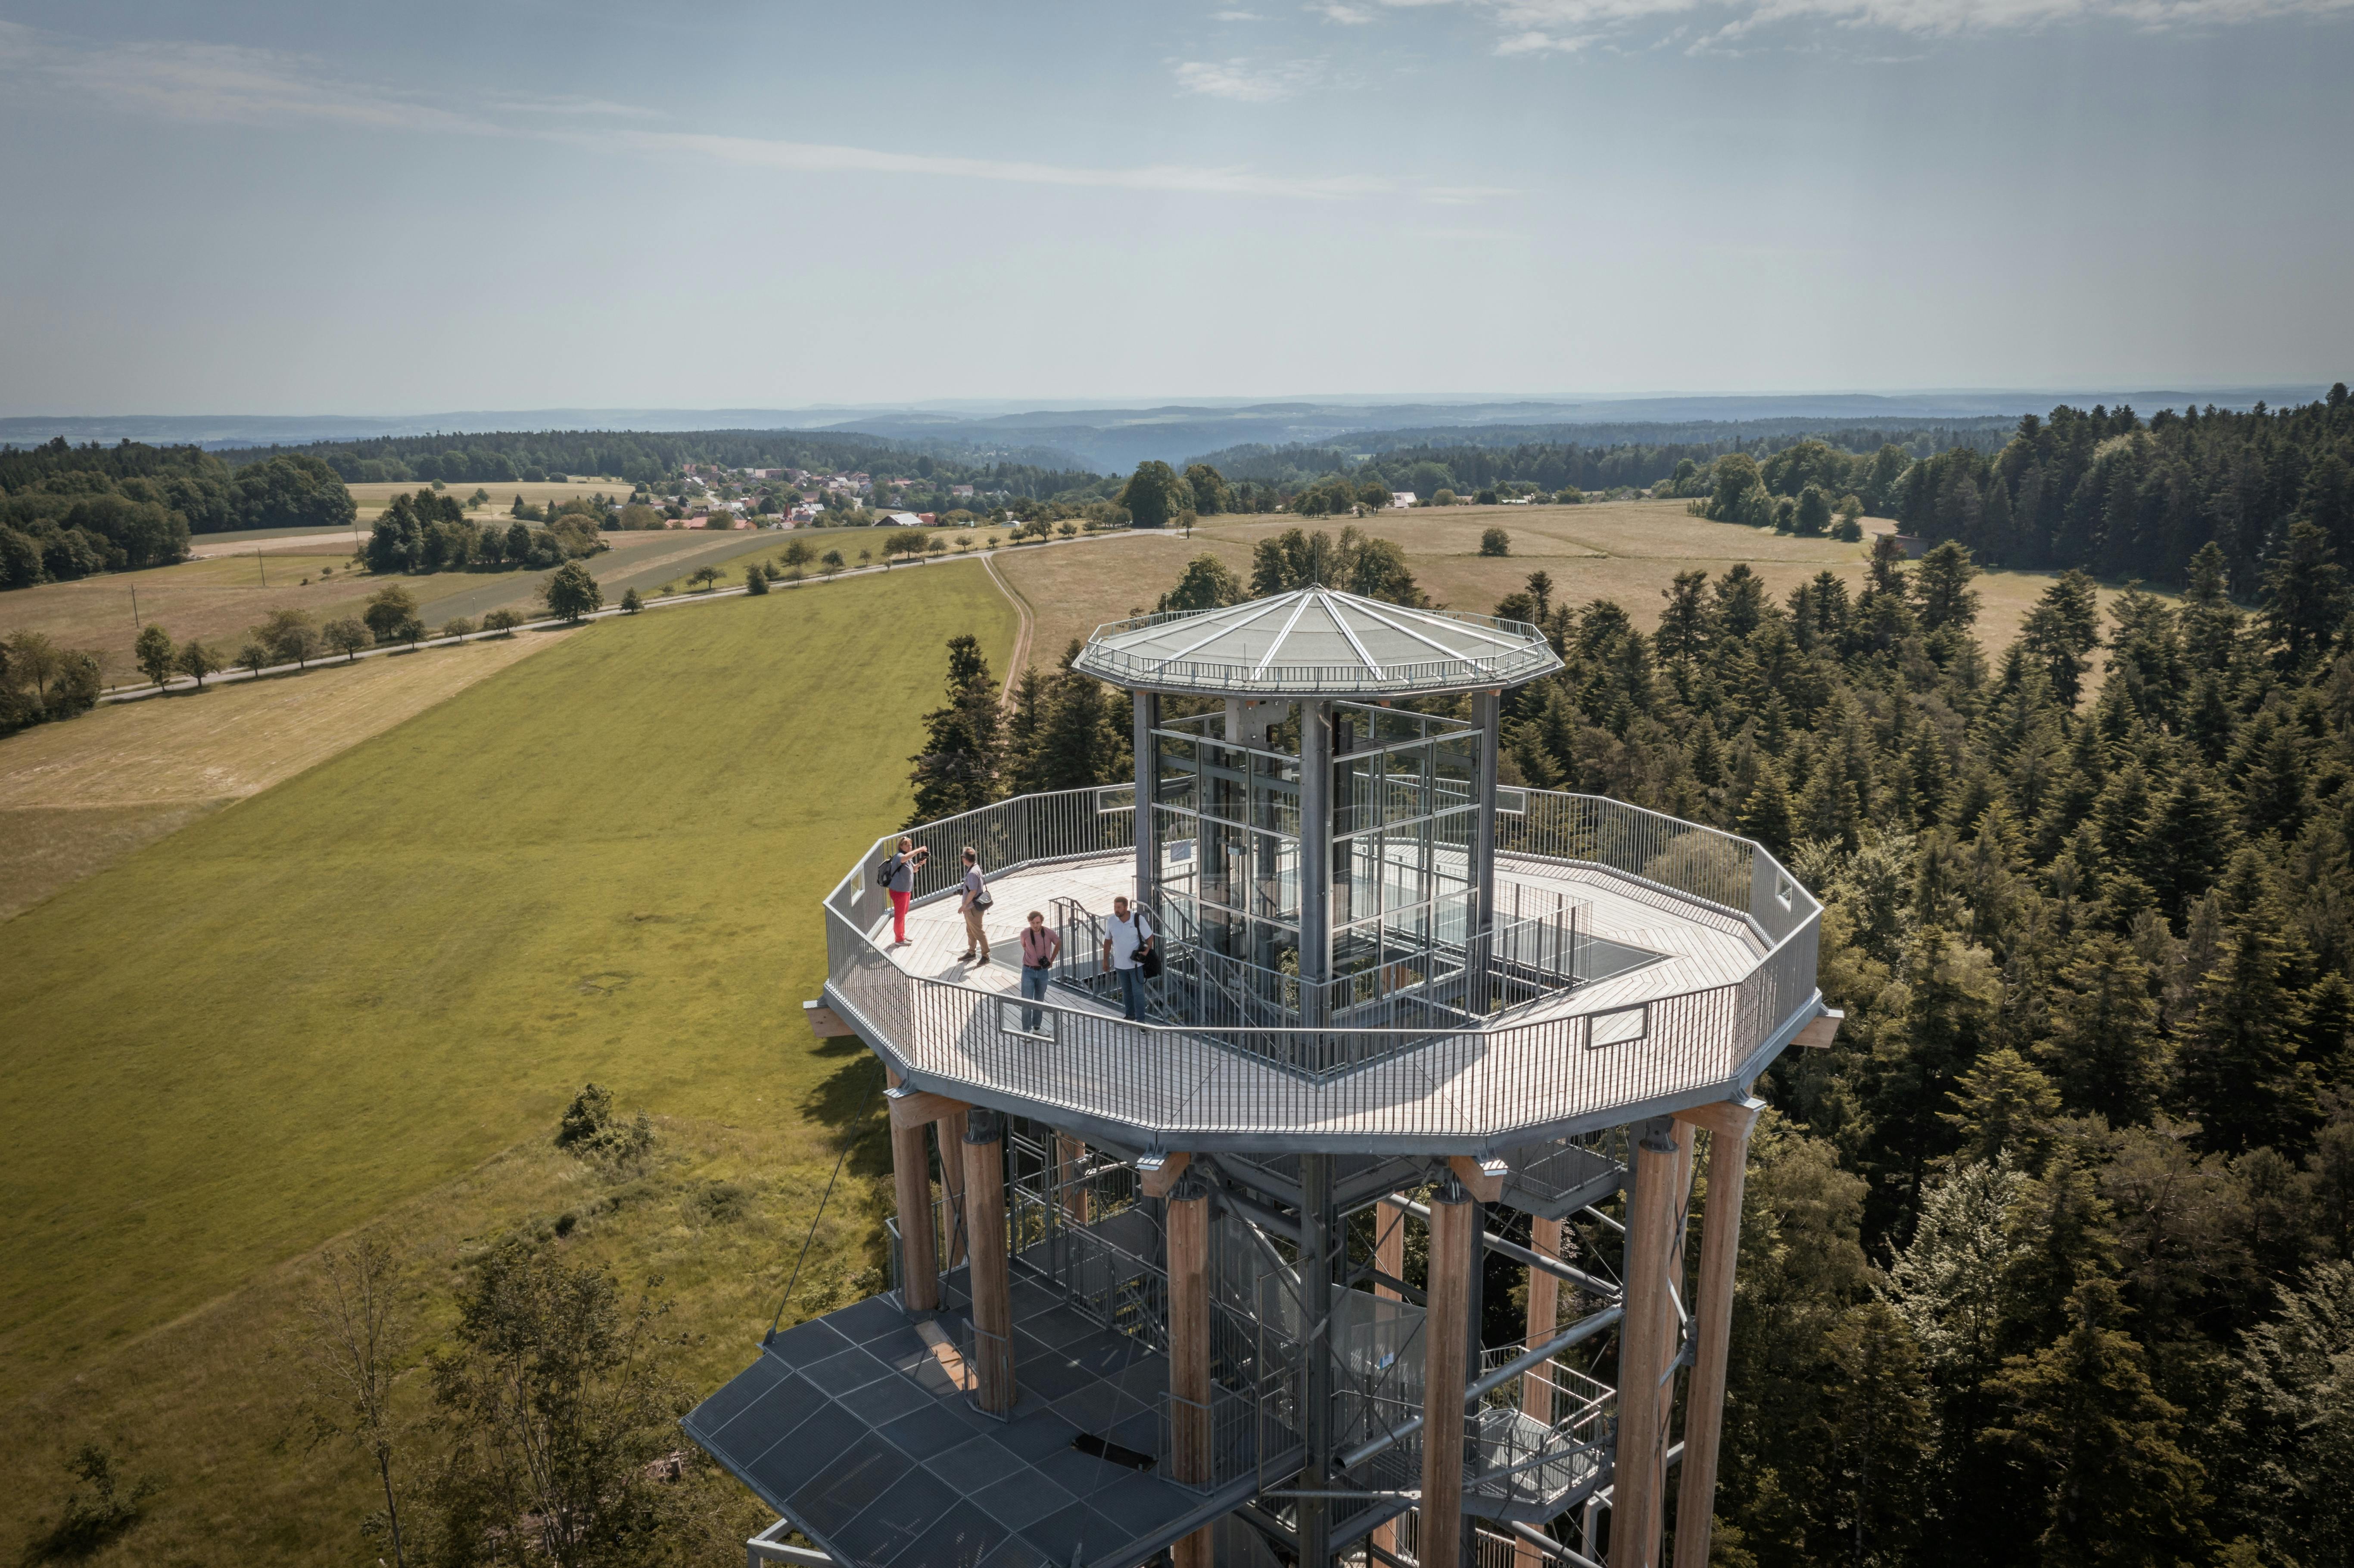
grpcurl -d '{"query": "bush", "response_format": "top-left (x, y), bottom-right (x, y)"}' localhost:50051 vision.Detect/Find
top-left (744, 563), bottom-right (770, 595)
top-left (480, 608), bottom-right (524, 636)
top-left (1479, 527), bottom-right (1511, 557)
top-left (1432, 488), bottom-right (1457, 507)
top-left (1832, 516), bottom-right (1864, 542)
top-left (620, 586), bottom-right (644, 613)
top-left (555, 1083), bottom-right (654, 1167)
top-left (441, 616), bottom-right (476, 641)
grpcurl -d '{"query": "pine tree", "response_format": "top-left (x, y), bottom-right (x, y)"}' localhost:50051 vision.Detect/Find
top-left (1981, 1278), bottom-right (2209, 1568)
top-left (1940, 1047), bottom-right (2061, 1166)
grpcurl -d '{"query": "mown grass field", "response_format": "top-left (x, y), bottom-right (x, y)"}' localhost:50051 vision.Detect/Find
top-left (0, 567), bottom-right (1015, 1447)
top-left (993, 501), bottom-right (2146, 679)
top-left (0, 630), bottom-right (566, 920)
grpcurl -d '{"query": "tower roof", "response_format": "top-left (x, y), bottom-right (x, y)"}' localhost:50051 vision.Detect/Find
top-left (1071, 585), bottom-right (1563, 697)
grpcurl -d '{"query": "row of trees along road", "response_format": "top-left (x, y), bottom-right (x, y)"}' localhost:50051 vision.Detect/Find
top-left (914, 528), bottom-right (2354, 1568)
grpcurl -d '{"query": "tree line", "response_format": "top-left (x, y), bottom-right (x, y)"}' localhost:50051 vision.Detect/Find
top-left (1, 440), bottom-right (354, 591)
top-left (220, 427), bottom-right (1106, 498)
top-left (1896, 387), bottom-right (2354, 591)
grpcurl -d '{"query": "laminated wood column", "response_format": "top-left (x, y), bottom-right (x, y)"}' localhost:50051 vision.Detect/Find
top-left (963, 1111), bottom-right (1015, 1412)
top-left (936, 1108), bottom-right (969, 1269)
top-left (1055, 1133), bottom-right (1092, 1224)
top-left (887, 1070), bottom-right (940, 1313)
top-left (1514, 1216), bottom-right (1565, 1568)
top-left (1420, 1179), bottom-right (1476, 1568)
top-left (1612, 1119), bottom-right (1685, 1568)
top-left (1670, 1101), bottom-right (1761, 1568)
top-left (1372, 1197), bottom-right (1410, 1562)
top-left (1168, 1174), bottom-right (1214, 1568)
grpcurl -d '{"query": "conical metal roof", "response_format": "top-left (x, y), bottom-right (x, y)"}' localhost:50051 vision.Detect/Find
top-left (1071, 585), bottom-right (1563, 697)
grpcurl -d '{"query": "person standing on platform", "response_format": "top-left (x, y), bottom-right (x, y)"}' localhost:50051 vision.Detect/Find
top-left (882, 837), bottom-right (928, 946)
top-left (1018, 909), bottom-right (1060, 1030)
top-left (1102, 896), bottom-right (1154, 1022)
top-left (957, 846), bottom-right (992, 964)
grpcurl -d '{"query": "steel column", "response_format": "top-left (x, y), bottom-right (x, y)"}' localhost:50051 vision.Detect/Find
top-left (1298, 1152), bottom-right (1336, 1568)
top-left (1133, 690), bottom-right (1159, 912)
top-left (1670, 1101), bottom-right (1760, 1568)
top-left (1299, 699), bottom-right (1333, 1026)
top-left (1473, 690), bottom-right (1501, 1013)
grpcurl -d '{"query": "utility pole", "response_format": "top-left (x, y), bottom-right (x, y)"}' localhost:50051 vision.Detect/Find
top-left (257, 548), bottom-right (267, 587)
top-left (129, 580), bottom-right (141, 628)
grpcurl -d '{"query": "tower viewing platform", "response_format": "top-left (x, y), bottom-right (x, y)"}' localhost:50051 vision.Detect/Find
top-left (690, 587), bottom-right (1831, 1568)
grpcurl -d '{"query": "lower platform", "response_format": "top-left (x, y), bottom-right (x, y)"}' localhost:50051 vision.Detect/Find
top-left (686, 1283), bottom-right (1260, 1568)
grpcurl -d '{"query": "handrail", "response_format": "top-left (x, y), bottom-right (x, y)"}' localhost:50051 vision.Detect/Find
top-left (822, 786), bottom-right (1820, 1144)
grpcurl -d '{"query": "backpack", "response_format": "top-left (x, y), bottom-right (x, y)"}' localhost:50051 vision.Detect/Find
top-left (875, 853), bottom-right (900, 888)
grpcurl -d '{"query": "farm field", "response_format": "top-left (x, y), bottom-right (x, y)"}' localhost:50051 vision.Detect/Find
top-left (0, 630), bottom-right (566, 920)
top-left (345, 477), bottom-right (635, 520)
top-left (991, 501), bottom-right (2144, 679)
top-left (0, 531), bottom-right (762, 684)
top-left (0, 566), bottom-right (1018, 1430)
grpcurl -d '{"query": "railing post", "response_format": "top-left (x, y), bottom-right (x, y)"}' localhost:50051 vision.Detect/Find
top-left (1299, 700), bottom-right (1333, 1029)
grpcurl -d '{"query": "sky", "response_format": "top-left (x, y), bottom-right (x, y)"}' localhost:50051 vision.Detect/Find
top-left (0, 0), bottom-right (2348, 415)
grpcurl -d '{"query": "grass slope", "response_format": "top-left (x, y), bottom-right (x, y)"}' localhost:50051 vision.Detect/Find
top-left (0, 564), bottom-right (1015, 1405)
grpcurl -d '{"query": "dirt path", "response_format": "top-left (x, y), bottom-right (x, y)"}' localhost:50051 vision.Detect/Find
top-left (981, 552), bottom-right (1036, 700)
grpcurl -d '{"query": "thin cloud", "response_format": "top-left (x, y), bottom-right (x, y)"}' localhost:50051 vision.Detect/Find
top-left (1171, 56), bottom-right (1331, 99)
top-left (1211, 8), bottom-right (1268, 16)
top-left (610, 129), bottom-right (1392, 199)
top-left (1313, 2), bottom-right (1380, 22)
top-left (0, 23), bottom-right (1394, 202)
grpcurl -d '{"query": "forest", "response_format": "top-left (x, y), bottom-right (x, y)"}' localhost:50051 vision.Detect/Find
top-left (0, 440), bottom-right (353, 590)
top-left (1895, 389), bottom-right (2354, 591)
top-left (906, 524), bottom-right (2354, 1568)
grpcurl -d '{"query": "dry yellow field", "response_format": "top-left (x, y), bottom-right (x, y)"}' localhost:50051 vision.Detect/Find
top-left (992, 503), bottom-right (2142, 677)
top-left (0, 532), bottom-right (700, 684)
top-left (0, 630), bottom-right (566, 921)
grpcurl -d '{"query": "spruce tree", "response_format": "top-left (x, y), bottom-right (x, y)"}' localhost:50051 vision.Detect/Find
top-left (1981, 1278), bottom-right (2209, 1568)
top-left (2038, 934), bottom-right (2163, 1125)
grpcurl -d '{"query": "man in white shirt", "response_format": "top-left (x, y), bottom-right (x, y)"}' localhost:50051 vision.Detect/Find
top-left (1101, 896), bottom-right (1153, 1021)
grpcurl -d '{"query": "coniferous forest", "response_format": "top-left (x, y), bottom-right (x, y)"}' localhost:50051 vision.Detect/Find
top-left (910, 521), bottom-right (2354, 1568)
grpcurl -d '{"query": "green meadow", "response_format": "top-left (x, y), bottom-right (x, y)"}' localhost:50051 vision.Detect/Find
top-left (0, 565), bottom-right (1017, 1406)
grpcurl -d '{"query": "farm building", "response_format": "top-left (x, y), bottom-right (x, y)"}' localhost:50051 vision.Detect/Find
top-left (690, 586), bottom-right (1831, 1568)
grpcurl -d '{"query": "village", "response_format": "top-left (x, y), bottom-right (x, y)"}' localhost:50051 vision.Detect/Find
top-left (668, 461), bottom-right (1012, 529)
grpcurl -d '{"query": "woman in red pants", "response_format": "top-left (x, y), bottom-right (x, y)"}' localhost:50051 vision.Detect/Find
top-left (882, 837), bottom-right (929, 945)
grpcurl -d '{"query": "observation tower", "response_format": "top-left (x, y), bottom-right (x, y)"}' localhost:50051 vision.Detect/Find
top-left (689, 586), bottom-right (1832, 1568)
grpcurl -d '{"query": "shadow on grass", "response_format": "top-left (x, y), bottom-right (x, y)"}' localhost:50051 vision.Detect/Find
top-left (804, 1035), bottom-right (892, 1184)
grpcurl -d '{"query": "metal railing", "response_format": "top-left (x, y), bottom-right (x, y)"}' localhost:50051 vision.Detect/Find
top-left (825, 787), bottom-right (1820, 1149)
